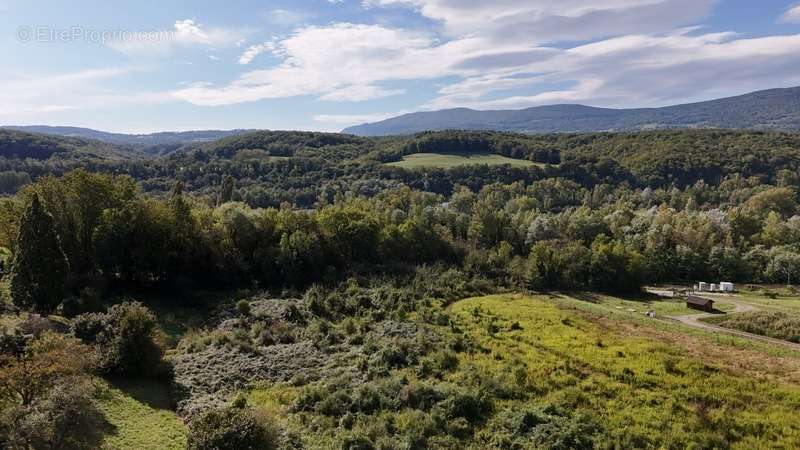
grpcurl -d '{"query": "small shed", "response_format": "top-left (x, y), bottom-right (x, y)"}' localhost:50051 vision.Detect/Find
top-left (720, 282), bottom-right (734, 292)
top-left (698, 282), bottom-right (708, 291)
top-left (686, 295), bottom-right (714, 312)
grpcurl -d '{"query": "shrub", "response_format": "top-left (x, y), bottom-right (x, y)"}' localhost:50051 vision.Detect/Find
top-left (236, 300), bottom-right (251, 316)
top-left (1, 381), bottom-right (104, 450)
top-left (436, 390), bottom-right (492, 425)
top-left (0, 332), bottom-right (91, 407)
top-left (187, 405), bottom-right (279, 450)
top-left (0, 333), bottom-right (99, 450)
top-left (72, 301), bottom-right (165, 376)
top-left (400, 383), bottom-right (443, 411)
top-left (491, 405), bottom-right (601, 450)
top-left (341, 435), bottom-right (375, 450)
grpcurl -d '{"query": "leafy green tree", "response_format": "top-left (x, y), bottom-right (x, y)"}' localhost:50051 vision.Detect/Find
top-left (767, 249), bottom-right (800, 287)
top-left (317, 205), bottom-right (379, 265)
top-left (23, 170), bottom-right (136, 277)
top-left (10, 195), bottom-right (70, 313)
top-left (589, 237), bottom-right (643, 293)
top-left (528, 241), bottom-right (564, 289)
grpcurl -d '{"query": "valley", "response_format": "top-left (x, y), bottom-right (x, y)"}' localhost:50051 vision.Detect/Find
top-left (2, 128), bottom-right (800, 449)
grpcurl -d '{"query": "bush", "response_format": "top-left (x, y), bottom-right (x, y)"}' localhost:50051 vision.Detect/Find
top-left (187, 405), bottom-right (279, 450)
top-left (236, 300), bottom-right (251, 316)
top-left (1, 382), bottom-right (105, 450)
top-left (72, 301), bottom-right (165, 376)
top-left (0, 332), bottom-right (91, 407)
top-left (0, 333), bottom-right (99, 450)
top-left (489, 405), bottom-right (601, 450)
top-left (436, 389), bottom-right (492, 424)
top-left (341, 435), bottom-right (375, 450)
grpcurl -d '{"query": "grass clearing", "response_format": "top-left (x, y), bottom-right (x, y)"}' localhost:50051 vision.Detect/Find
top-left (386, 152), bottom-right (543, 169)
top-left (733, 289), bottom-right (800, 314)
top-left (95, 378), bottom-right (186, 450)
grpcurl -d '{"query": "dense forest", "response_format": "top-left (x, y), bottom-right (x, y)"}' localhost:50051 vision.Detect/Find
top-left (2, 128), bottom-right (800, 449)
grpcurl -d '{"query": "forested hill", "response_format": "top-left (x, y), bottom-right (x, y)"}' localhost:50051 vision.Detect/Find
top-left (0, 129), bottom-right (141, 161)
top-left (2, 128), bottom-right (800, 204)
top-left (1, 126), bottom-right (255, 154)
top-left (344, 86), bottom-right (800, 136)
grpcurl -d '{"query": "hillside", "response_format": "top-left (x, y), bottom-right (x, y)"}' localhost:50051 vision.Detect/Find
top-left (6, 128), bottom-right (800, 449)
top-left (0, 129), bottom-right (141, 161)
top-left (2, 126), bottom-right (255, 154)
top-left (344, 86), bottom-right (800, 136)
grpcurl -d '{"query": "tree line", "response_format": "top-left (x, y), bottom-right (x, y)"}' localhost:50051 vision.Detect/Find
top-left (5, 164), bottom-right (800, 314)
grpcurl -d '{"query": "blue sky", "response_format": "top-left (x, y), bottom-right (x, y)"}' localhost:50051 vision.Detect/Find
top-left (2, 0), bottom-right (800, 133)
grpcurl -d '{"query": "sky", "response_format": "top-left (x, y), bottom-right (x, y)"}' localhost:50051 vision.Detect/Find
top-left (2, 0), bottom-right (800, 133)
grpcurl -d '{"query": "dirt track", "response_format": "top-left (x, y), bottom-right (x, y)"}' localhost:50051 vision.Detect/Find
top-left (668, 297), bottom-right (800, 351)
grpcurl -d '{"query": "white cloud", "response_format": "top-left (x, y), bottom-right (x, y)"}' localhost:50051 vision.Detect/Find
top-left (173, 23), bottom-right (496, 105)
top-left (425, 33), bottom-right (800, 110)
top-left (238, 42), bottom-right (275, 65)
top-left (108, 19), bottom-right (244, 58)
top-left (168, 0), bottom-right (800, 123)
top-left (781, 5), bottom-right (800, 23)
top-left (319, 85), bottom-right (405, 101)
top-left (364, 0), bottom-right (715, 44)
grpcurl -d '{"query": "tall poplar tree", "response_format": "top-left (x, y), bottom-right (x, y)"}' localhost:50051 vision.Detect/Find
top-left (10, 194), bottom-right (69, 313)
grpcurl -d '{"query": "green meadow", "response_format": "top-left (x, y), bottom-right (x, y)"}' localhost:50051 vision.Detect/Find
top-left (95, 379), bottom-right (186, 450)
top-left (386, 152), bottom-right (542, 169)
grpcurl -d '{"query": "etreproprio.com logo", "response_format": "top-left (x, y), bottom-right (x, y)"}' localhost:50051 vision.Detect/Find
top-left (16, 25), bottom-right (175, 44)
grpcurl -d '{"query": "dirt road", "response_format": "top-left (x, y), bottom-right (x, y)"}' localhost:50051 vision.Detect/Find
top-left (669, 297), bottom-right (800, 351)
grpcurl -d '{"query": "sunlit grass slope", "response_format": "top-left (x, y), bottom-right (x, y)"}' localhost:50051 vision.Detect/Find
top-left (386, 152), bottom-right (541, 169)
top-left (449, 294), bottom-right (800, 449)
top-left (95, 379), bottom-right (186, 450)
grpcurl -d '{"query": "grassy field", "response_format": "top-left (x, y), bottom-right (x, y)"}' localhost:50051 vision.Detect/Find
top-left (247, 294), bottom-right (800, 449)
top-left (95, 378), bottom-right (186, 450)
top-left (386, 152), bottom-right (542, 169)
top-left (732, 287), bottom-right (800, 314)
top-left (541, 292), bottom-right (800, 358)
top-left (450, 294), bottom-right (800, 448)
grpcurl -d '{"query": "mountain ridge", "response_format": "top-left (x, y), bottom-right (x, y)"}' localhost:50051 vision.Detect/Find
top-left (343, 87), bottom-right (800, 136)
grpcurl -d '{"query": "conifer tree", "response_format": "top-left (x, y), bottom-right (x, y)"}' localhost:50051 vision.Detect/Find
top-left (10, 194), bottom-right (69, 313)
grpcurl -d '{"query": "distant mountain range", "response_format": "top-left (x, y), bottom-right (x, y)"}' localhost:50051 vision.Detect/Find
top-left (1, 126), bottom-right (256, 153)
top-left (343, 87), bottom-right (800, 136)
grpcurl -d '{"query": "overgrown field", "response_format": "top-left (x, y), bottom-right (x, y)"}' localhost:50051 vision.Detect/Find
top-left (709, 311), bottom-right (800, 343)
top-left (386, 152), bottom-right (541, 169)
top-left (245, 294), bottom-right (800, 449)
